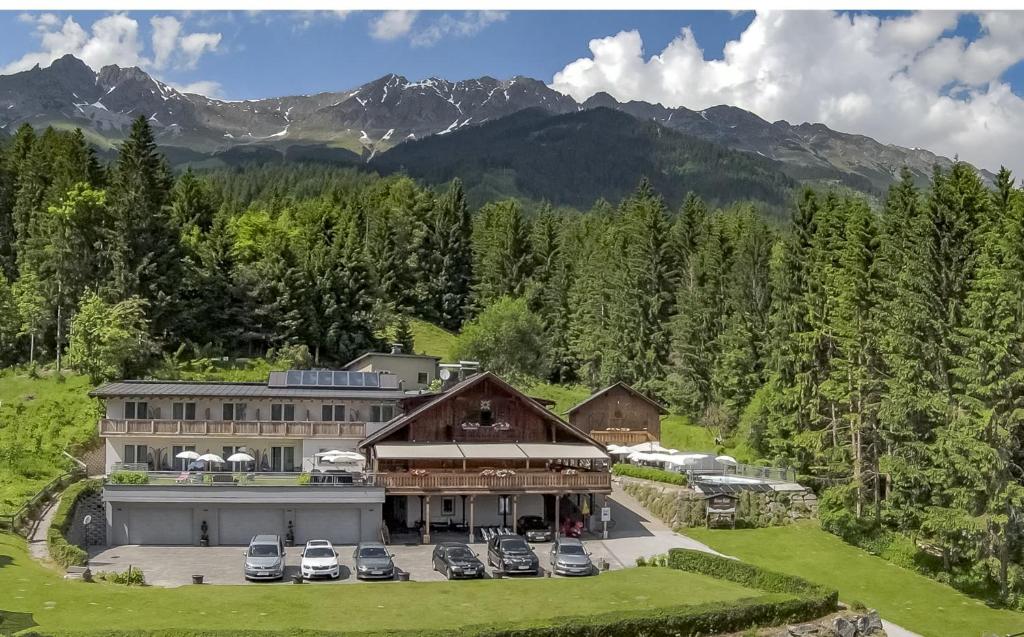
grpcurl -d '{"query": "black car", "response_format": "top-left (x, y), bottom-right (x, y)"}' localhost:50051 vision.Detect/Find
top-left (432, 542), bottom-right (485, 579)
top-left (516, 515), bottom-right (553, 542)
top-left (487, 534), bottom-right (540, 575)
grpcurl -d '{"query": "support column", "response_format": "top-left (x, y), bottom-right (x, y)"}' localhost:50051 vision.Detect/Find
top-left (601, 494), bottom-right (608, 540)
top-left (554, 493), bottom-right (561, 538)
top-left (423, 496), bottom-right (431, 545)
top-left (511, 495), bottom-right (518, 534)
top-left (468, 495), bottom-right (476, 544)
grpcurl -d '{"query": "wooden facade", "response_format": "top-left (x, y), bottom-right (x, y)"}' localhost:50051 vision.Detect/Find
top-left (566, 382), bottom-right (666, 440)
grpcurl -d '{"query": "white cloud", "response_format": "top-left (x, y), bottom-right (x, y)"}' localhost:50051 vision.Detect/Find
top-left (410, 11), bottom-right (508, 47)
top-left (172, 79), bottom-right (223, 98)
top-left (370, 11), bottom-right (418, 41)
top-left (2, 12), bottom-right (221, 75)
top-left (550, 10), bottom-right (1024, 172)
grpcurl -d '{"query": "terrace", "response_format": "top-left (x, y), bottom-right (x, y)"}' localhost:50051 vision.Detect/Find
top-left (377, 469), bottom-right (610, 494)
top-left (99, 419), bottom-right (366, 438)
top-left (107, 469), bottom-right (376, 487)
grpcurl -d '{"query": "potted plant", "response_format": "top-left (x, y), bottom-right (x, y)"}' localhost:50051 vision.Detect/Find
top-left (199, 520), bottom-right (209, 547)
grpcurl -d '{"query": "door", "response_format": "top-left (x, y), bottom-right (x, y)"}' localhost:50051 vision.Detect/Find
top-left (115, 506), bottom-right (193, 545)
top-left (217, 507), bottom-right (286, 545)
top-left (294, 507), bottom-right (361, 545)
top-left (171, 445), bottom-right (196, 471)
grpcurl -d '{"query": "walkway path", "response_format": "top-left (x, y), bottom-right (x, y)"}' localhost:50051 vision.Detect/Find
top-left (26, 494), bottom-right (61, 562)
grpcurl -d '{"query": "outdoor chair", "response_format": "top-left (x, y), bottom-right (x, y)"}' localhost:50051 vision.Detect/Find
top-left (174, 471), bottom-right (190, 483)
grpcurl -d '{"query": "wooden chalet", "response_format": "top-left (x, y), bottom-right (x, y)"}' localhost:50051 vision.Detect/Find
top-left (565, 381), bottom-right (667, 446)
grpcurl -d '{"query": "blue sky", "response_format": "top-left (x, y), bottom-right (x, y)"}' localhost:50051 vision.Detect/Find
top-left (2, 10), bottom-right (1023, 171)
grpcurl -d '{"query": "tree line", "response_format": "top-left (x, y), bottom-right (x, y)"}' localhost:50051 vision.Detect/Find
top-left (1, 116), bottom-right (1022, 607)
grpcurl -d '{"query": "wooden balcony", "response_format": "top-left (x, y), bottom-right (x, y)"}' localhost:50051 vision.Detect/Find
top-left (590, 429), bottom-right (656, 445)
top-left (98, 419), bottom-right (366, 439)
top-left (377, 470), bottom-right (611, 494)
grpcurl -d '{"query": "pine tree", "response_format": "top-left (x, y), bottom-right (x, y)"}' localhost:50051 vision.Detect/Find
top-left (393, 315), bottom-right (415, 355)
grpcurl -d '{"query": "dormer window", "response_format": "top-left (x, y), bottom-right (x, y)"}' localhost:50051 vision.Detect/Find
top-left (479, 400), bottom-right (493, 427)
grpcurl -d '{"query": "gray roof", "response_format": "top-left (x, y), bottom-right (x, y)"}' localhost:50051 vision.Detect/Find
top-left (89, 380), bottom-right (408, 400)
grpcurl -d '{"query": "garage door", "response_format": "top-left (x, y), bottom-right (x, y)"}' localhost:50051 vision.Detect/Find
top-left (294, 507), bottom-right (361, 545)
top-left (218, 507), bottom-right (286, 545)
top-left (116, 506), bottom-right (194, 545)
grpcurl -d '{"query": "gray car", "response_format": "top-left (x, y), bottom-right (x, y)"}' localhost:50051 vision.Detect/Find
top-left (243, 534), bottom-right (286, 581)
top-left (549, 537), bottom-right (595, 576)
top-left (353, 542), bottom-right (395, 580)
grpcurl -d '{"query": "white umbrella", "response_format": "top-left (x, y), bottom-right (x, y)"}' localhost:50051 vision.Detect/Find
top-left (315, 449), bottom-right (347, 457)
top-left (715, 455), bottom-right (738, 466)
top-left (197, 453), bottom-right (225, 464)
top-left (227, 452), bottom-right (255, 463)
top-left (321, 451), bottom-right (365, 463)
top-left (671, 453), bottom-right (712, 466)
top-left (630, 442), bottom-right (675, 454)
top-left (175, 450), bottom-right (200, 461)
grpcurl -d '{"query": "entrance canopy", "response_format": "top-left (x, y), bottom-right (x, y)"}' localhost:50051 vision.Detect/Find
top-left (375, 443), bottom-right (463, 460)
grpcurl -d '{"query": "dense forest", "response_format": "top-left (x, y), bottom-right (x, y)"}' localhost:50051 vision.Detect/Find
top-left (1, 116), bottom-right (1022, 608)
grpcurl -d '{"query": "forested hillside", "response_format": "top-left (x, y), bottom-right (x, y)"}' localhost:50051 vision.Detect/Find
top-left (0, 116), bottom-right (1022, 608)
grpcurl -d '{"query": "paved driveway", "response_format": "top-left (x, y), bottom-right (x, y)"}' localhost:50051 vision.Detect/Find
top-left (88, 483), bottom-right (715, 588)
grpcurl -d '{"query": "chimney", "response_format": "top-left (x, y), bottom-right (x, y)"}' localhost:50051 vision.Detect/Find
top-left (390, 343), bottom-right (404, 355)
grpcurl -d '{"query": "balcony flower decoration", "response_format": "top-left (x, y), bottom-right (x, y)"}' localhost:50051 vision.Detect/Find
top-left (480, 469), bottom-right (517, 478)
top-left (460, 421), bottom-right (480, 430)
top-left (493, 421), bottom-right (512, 431)
top-left (563, 468), bottom-right (579, 475)
top-left (411, 469), bottom-right (429, 477)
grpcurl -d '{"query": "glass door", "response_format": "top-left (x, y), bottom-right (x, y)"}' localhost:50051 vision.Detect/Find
top-left (172, 444), bottom-right (196, 471)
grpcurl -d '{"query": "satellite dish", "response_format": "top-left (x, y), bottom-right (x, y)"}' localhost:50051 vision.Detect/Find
top-left (83, 515), bottom-right (92, 526)
top-left (439, 369), bottom-right (451, 380)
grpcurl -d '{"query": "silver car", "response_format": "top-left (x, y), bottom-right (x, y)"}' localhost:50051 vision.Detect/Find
top-left (549, 537), bottom-right (595, 576)
top-left (353, 541), bottom-right (396, 580)
top-left (243, 534), bottom-right (286, 581)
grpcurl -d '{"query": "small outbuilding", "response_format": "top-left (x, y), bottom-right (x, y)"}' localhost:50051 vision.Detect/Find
top-left (565, 382), bottom-right (667, 445)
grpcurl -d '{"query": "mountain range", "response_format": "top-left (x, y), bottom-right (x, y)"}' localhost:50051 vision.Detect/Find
top-left (0, 54), bottom-right (991, 206)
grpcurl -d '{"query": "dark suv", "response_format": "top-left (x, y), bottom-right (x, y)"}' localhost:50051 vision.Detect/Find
top-left (516, 515), bottom-right (553, 542)
top-left (487, 534), bottom-right (540, 575)
top-left (432, 542), bottom-right (484, 579)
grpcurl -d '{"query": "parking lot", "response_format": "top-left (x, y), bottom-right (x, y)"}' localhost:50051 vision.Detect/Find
top-left (87, 486), bottom-right (720, 587)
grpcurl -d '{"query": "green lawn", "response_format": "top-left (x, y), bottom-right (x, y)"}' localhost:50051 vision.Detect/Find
top-left (687, 523), bottom-right (1024, 637)
top-left (409, 319), bottom-right (458, 362)
top-left (0, 371), bottom-right (97, 514)
top-left (0, 534), bottom-right (775, 635)
top-left (520, 381), bottom-right (590, 414)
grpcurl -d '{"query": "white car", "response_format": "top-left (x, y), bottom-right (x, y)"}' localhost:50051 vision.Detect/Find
top-left (300, 539), bottom-right (341, 580)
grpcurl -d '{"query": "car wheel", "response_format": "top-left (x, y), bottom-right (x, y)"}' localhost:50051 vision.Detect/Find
top-left (446, 567), bottom-right (453, 580)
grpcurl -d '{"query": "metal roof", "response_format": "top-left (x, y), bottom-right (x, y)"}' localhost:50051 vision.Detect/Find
top-left (458, 443), bottom-right (527, 459)
top-left (89, 381), bottom-right (409, 400)
top-left (372, 442), bottom-right (609, 461)
top-left (375, 443), bottom-right (464, 459)
top-left (517, 443), bottom-right (609, 460)
top-left (694, 482), bottom-right (774, 496)
top-left (564, 381), bottom-right (668, 416)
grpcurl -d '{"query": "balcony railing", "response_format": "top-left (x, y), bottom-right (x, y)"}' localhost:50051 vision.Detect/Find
top-left (377, 470), bottom-right (611, 493)
top-left (105, 470), bottom-right (377, 487)
top-left (99, 419), bottom-right (366, 438)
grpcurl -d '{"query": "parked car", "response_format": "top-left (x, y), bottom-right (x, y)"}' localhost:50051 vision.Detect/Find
top-left (516, 515), bottom-right (553, 542)
top-left (431, 542), bottom-right (484, 579)
top-left (353, 542), bottom-right (395, 580)
top-left (300, 539), bottom-right (340, 580)
top-left (548, 537), bottom-right (595, 576)
top-left (243, 534), bottom-right (286, 581)
top-left (487, 534), bottom-right (540, 575)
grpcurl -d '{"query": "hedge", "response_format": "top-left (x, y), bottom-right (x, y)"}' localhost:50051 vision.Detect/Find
top-left (47, 478), bottom-right (102, 568)
top-left (29, 550), bottom-right (837, 637)
top-left (611, 463), bottom-right (687, 486)
top-left (108, 471), bottom-right (149, 484)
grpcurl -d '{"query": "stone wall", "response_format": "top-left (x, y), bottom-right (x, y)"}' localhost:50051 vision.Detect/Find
top-left (617, 475), bottom-right (816, 529)
top-left (79, 445), bottom-right (106, 478)
top-left (66, 490), bottom-right (106, 547)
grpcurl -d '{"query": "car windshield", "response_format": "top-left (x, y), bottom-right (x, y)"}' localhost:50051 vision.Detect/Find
top-left (304, 548), bottom-right (334, 558)
top-left (558, 544), bottom-right (586, 556)
top-left (500, 538), bottom-right (529, 552)
top-left (522, 517), bottom-right (547, 529)
top-left (248, 544), bottom-right (279, 557)
top-left (359, 547), bottom-right (388, 558)
top-left (446, 548), bottom-right (474, 560)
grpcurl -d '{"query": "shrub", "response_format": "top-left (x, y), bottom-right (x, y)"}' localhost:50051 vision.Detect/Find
top-left (48, 479), bottom-right (102, 568)
top-left (611, 463), bottom-right (687, 486)
top-left (297, 473), bottom-right (311, 485)
top-left (108, 471), bottom-right (149, 485)
top-left (95, 566), bottom-right (145, 586)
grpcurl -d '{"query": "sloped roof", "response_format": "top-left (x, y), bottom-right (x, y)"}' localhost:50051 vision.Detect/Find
top-left (565, 381), bottom-right (668, 416)
top-left (358, 372), bottom-right (601, 449)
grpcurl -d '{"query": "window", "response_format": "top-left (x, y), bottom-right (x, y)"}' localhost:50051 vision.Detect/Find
top-left (441, 497), bottom-right (456, 517)
top-left (479, 400), bottom-right (493, 427)
top-left (321, 405), bottom-right (346, 421)
top-left (418, 372), bottom-right (429, 385)
top-left (172, 402), bottom-right (197, 420)
top-left (172, 444), bottom-right (196, 471)
top-left (270, 446), bottom-right (295, 472)
top-left (124, 401), bottom-right (148, 419)
top-left (370, 404), bottom-right (395, 423)
top-left (223, 445), bottom-right (248, 471)
top-left (271, 403), bottom-right (295, 421)
top-left (222, 402), bottom-right (247, 421)
top-left (123, 444), bottom-right (148, 466)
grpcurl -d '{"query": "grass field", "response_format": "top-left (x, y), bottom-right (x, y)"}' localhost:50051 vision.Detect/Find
top-left (409, 319), bottom-right (458, 362)
top-left (520, 381), bottom-right (590, 414)
top-left (687, 523), bottom-right (1024, 637)
top-left (0, 533), bottom-right (778, 635)
top-left (0, 371), bottom-right (97, 514)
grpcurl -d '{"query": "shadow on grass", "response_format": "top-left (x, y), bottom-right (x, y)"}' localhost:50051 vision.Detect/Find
top-left (0, 610), bottom-right (37, 636)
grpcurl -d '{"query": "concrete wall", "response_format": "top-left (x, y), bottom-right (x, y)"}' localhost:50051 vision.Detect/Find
top-left (103, 397), bottom-right (400, 424)
top-left (402, 494), bottom-right (544, 527)
top-left (346, 355), bottom-right (438, 391)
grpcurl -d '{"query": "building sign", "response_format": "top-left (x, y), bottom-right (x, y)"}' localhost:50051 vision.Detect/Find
top-left (600, 506), bottom-right (611, 522)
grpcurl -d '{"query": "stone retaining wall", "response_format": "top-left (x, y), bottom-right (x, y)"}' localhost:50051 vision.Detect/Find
top-left (617, 475), bottom-right (816, 529)
top-left (67, 490), bottom-right (106, 547)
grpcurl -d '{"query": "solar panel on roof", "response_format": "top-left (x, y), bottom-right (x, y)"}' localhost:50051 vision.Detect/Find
top-left (333, 371), bottom-right (349, 386)
top-left (286, 370), bottom-right (301, 385)
top-left (364, 374), bottom-right (379, 387)
top-left (350, 373), bottom-right (364, 387)
top-left (318, 371), bottom-right (332, 386)
top-left (302, 370), bottom-right (317, 386)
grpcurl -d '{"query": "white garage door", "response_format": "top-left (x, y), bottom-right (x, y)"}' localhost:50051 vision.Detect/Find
top-left (119, 506), bottom-right (193, 545)
top-left (294, 507), bottom-right (361, 545)
top-left (218, 507), bottom-right (286, 545)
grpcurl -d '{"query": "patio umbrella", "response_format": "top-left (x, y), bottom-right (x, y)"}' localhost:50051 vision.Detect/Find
top-left (629, 442), bottom-right (675, 454)
top-left (197, 453), bottom-right (225, 465)
top-left (715, 455), bottom-right (738, 466)
top-left (175, 449), bottom-right (200, 471)
top-left (226, 452), bottom-right (255, 463)
top-left (322, 451), bottom-right (364, 462)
